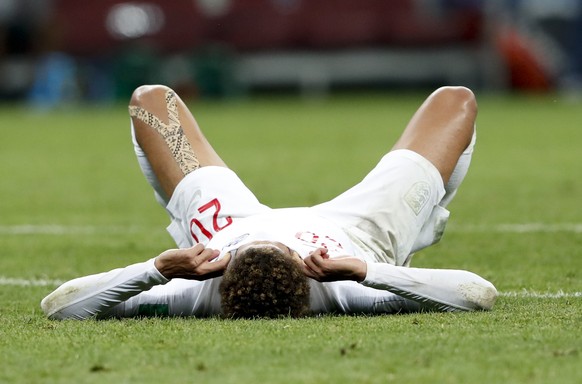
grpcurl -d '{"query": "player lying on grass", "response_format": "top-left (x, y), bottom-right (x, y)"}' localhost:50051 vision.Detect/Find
top-left (41, 85), bottom-right (498, 320)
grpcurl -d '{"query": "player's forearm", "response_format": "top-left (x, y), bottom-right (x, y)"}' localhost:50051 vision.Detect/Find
top-left (40, 258), bottom-right (169, 320)
top-left (361, 263), bottom-right (498, 311)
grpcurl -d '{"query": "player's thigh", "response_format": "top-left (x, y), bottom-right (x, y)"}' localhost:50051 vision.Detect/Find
top-left (166, 166), bottom-right (270, 247)
top-left (391, 86), bottom-right (477, 185)
top-left (312, 150), bottom-right (445, 264)
top-left (129, 85), bottom-right (227, 199)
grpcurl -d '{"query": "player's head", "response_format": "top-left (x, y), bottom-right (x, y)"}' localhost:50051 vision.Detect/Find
top-left (219, 241), bottom-right (310, 319)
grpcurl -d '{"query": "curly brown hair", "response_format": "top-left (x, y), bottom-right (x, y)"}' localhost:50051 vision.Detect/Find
top-left (219, 246), bottom-right (310, 319)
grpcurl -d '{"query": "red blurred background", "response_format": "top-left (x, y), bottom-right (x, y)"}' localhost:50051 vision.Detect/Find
top-left (1, 0), bottom-right (580, 105)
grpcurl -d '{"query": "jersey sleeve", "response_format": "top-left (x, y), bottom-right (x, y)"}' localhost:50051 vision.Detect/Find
top-left (41, 258), bottom-right (170, 320)
top-left (310, 280), bottom-right (423, 314)
top-left (361, 262), bottom-right (498, 311)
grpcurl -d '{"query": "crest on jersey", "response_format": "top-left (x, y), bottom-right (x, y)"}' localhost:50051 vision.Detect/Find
top-left (223, 233), bottom-right (250, 248)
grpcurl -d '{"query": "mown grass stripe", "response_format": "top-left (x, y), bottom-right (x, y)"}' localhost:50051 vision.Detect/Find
top-left (449, 223), bottom-right (582, 233)
top-left (499, 290), bottom-right (582, 299)
top-left (0, 277), bottom-right (64, 287)
top-left (0, 225), bottom-right (152, 235)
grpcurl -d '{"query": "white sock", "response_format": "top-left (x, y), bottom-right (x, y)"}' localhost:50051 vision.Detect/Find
top-left (440, 128), bottom-right (476, 208)
top-left (131, 120), bottom-right (169, 207)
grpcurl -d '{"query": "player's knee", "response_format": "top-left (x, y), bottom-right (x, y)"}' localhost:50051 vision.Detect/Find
top-left (129, 84), bottom-right (173, 109)
top-left (434, 86), bottom-right (478, 119)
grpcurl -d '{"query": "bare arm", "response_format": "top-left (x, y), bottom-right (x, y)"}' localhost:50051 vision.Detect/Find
top-left (303, 248), bottom-right (497, 311)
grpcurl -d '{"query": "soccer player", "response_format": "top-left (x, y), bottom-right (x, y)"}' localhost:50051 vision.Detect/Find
top-left (41, 85), bottom-right (498, 320)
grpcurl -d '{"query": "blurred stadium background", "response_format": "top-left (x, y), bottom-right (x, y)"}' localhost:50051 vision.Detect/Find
top-left (1, 0), bottom-right (581, 107)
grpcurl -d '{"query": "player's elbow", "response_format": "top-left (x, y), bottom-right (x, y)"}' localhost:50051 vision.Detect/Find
top-left (461, 278), bottom-right (499, 311)
top-left (41, 298), bottom-right (91, 320)
top-left (434, 86), bottom-right (478, 122)
top-left (40, 294), bottom-right (62, 320)
top-left (40, 288), bottom-right (88, 320)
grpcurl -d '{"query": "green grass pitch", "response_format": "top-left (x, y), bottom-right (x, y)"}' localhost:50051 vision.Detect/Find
top-left (0, 91), bottom-right (580, 383)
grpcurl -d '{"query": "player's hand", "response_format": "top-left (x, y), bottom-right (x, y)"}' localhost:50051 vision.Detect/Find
top-left (154, 244), bottom-right (231, 280)
top-left (302, 248), bottom-right (367, 282)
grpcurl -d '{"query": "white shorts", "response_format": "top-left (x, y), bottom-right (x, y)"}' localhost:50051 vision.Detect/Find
top-left (311, 149), bottom-right (448, 265)
top-left (163, 149), bottom-right (447, 266)
top-left (165, 166), bottom-right (271, 248)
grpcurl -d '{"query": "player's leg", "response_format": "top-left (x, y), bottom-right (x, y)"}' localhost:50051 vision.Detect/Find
top-left (394, 87), bottom-right (477, 259)
top-left (311, 87), bottom-right (478, 265)
top-left (439, 127), bottom-right (476, 208)
top-left (128, 84), bottom-right (227, 201)
top-left (391, 86), bottom-right (477, 185)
